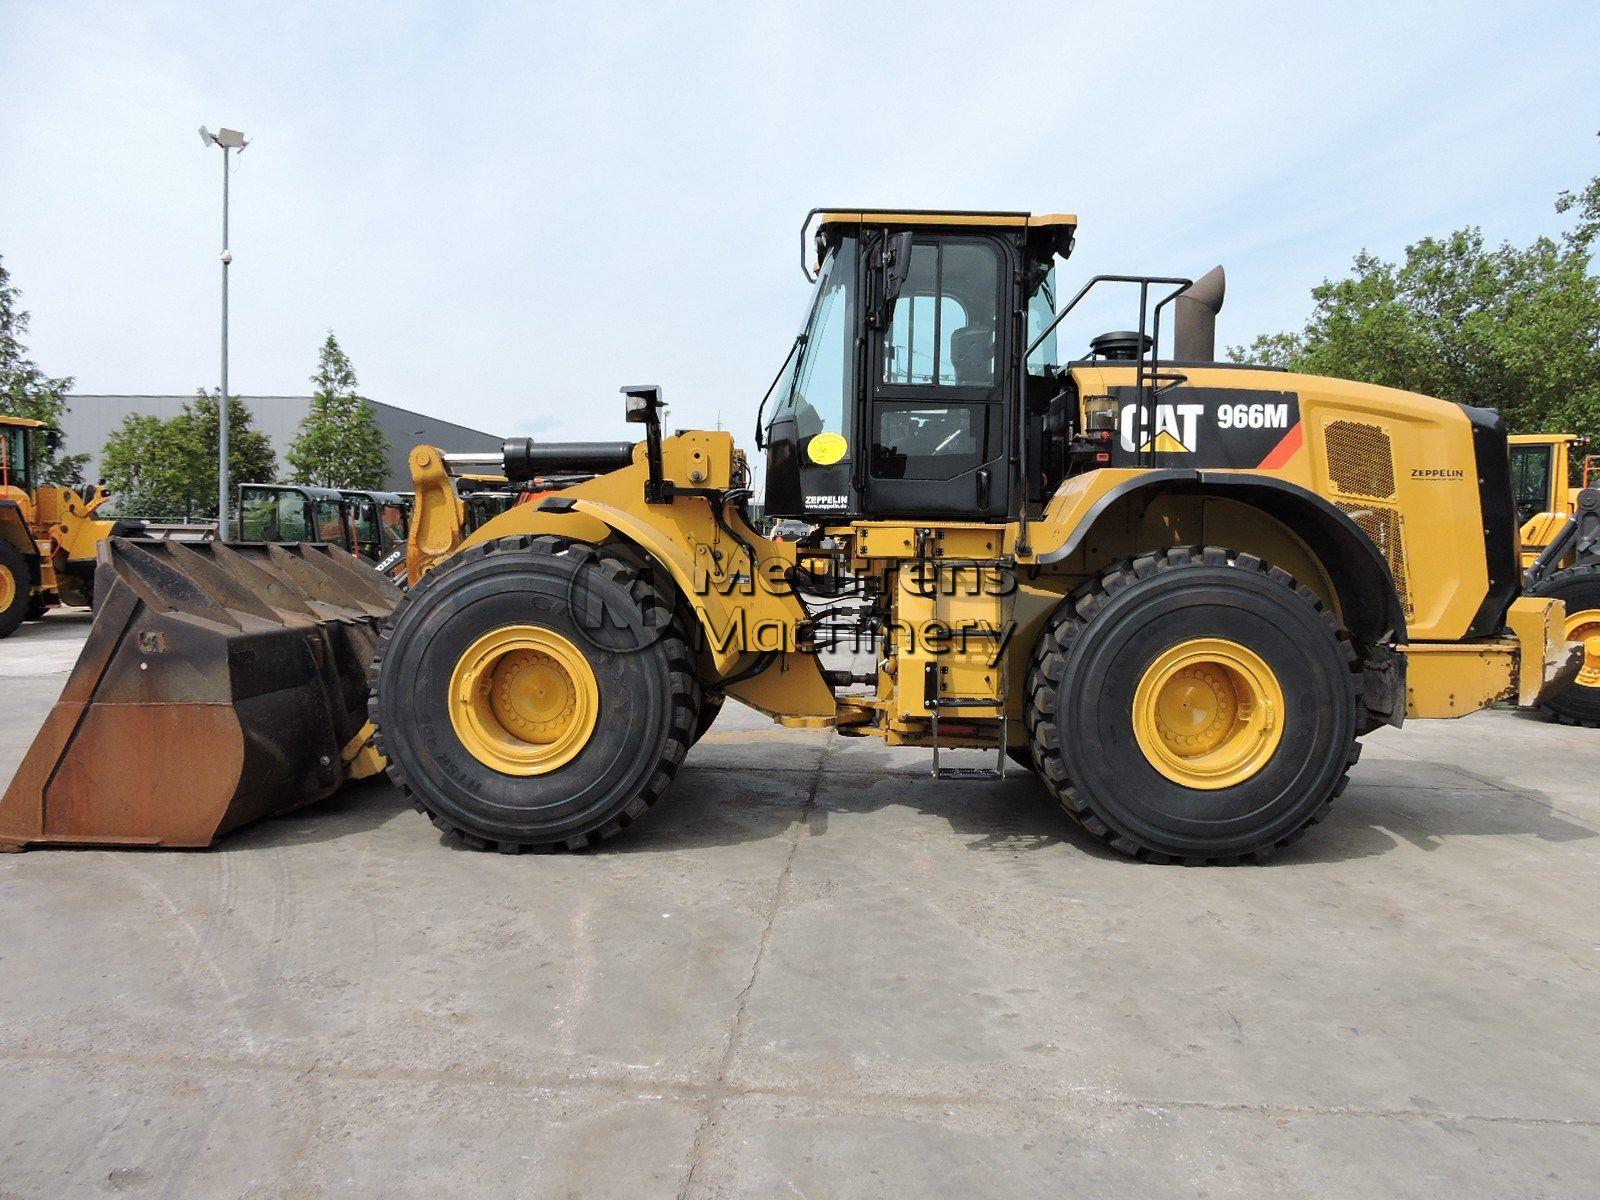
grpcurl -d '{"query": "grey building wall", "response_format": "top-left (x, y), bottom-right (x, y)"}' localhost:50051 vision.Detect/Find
top-left (61, 395), bottom-right (502, 493)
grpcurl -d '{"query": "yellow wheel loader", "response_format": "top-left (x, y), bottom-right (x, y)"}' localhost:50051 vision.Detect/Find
top-left (1511, 434), bottom-right (1600, 725)
top-left (1, 208), bottom-right (1583, 858)
top-left (0, 414), bottom-right (135, 636)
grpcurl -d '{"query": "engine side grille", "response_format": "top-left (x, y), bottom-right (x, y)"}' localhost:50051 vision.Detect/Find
top-left (1335, 501), bottom-right (1412, 617)
top-left (1323, 419), bottom-right (1411, 617)
top-left (1325, 420), bottom-right (1396, 500)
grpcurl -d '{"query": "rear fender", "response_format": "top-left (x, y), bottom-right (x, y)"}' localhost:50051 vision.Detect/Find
top-left (1034, 469), bottom-right (1406, 644)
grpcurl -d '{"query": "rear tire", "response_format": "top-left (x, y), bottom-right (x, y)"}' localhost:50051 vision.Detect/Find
top-left (0, 542), bottom-right (30, 638)
top-left (1025, 546), bottom-right (1360, 864)
top-left (1527, 563), bottom-right (1600, 728)
top-left (370, 535), bottom-right (700, 852)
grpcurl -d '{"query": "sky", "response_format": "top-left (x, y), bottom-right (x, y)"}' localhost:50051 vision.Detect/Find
top-left (2, 0), bottom-right (1598, 454)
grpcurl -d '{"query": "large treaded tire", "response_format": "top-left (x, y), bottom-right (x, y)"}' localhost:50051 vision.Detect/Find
top-left (0, 542), bottom-right (30, 638)
top-left (1025, 545), bottom-right (1361, 864)
top-left (692, 691), bottom-right (725, 745)
top-left (1527, 563), bottom-right (1600, 728)
top-left (369, 535), bottom-right (701, 852)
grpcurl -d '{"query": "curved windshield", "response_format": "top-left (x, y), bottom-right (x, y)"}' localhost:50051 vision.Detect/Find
top-left (769, 237), bottom-right (857, 457)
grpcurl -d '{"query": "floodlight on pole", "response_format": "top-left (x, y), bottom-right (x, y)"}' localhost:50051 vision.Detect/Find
top-left (200, 124), bottom-right (248, 531)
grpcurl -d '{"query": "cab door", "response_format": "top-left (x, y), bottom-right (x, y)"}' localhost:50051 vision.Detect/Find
top-left (861, 234), bottom-right (1012, 519)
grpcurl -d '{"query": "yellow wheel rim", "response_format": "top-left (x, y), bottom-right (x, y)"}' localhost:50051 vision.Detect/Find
top-left (1132, 637), bottom-right (1286, 790)
top-left (0, 563), bottom-right (14, 611)
top-left (1567, 608), bottom-right (1600, 690)
top-left (447, 625), bottom-right (599, 776)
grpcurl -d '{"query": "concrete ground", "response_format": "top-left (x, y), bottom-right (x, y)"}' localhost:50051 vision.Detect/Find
top-left (2, 608), bottom-right (1598, 1199)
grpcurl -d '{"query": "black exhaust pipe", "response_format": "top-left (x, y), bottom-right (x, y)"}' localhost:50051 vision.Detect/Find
top-left (501, 438), bottom-right (636, 482)
top-left (1173, 265), bottom-right (1226, 362)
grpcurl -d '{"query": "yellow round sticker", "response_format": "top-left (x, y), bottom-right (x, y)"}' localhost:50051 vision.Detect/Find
top-left (808, 432), bottom-right (848, 465)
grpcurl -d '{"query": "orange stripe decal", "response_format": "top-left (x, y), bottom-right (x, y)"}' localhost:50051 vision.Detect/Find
top-left (1257, 421), bottom-right (1303, 470)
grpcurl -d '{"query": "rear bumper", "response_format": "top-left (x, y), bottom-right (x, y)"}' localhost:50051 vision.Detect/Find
top-left (1401, 596), bottom-right (1581, 719)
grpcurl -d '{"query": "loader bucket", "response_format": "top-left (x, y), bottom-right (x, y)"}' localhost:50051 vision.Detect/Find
top-left (0, 539), bottom-right (401, 849)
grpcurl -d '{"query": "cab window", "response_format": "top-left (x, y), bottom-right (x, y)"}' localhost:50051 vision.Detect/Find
top-left (0, 426), bottom-right (28, 489)
top-left (240, 486), bottom-right (312, 543)
top-left (349, 498), bottom-right (378, 546)
top-left (1026, 261), bottom-right (1059, 373)
top-left (882, 242), bottom-right (999, 386)
top-left (1510, 443), bottom-right (1553, 526)
top-left (872, 238), bottom-right (1002, 485)
top-left (777, 244), bottom-right (855, 450)
top-left (378, 503), bottom-right (407, 545)
top-left (314, 499), bottom-right (349, 547)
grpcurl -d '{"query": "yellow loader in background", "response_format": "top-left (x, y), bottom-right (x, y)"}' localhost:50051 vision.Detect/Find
top-left (0, 414), bottom-right (132, 636)
top-left (1510, 433), bottom-right (1600, 725)
top-left (2, 208), bottom-right (1585, 858)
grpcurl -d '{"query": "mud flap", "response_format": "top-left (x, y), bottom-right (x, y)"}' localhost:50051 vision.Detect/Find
top-left (0, 539), bottom-right (401, 849)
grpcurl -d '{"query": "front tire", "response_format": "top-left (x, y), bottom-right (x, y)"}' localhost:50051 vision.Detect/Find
top-left (370, 536), bottom-right (700, 852)
top-left (1026, 546), bottom-right (1360, 864)
top-left (0, 542), bottom-right (31, 638)
top-left (1528, 563), bottom-right (1600, 727)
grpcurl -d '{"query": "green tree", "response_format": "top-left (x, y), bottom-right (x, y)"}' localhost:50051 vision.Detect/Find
top-left (1233, 169), bottom-right (1600, 473)
top-left (99, 413), bottom-right (186, 516)
top-left (0, 254), bottom-right (88, 484)
top-left (99, 390), bottom-right (277, 519)
top-left (174, 389), bottom-right (279, 518)
top-left (287, 332), bottom-right (390, 488)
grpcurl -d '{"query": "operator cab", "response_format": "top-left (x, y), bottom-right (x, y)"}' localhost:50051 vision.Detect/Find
top-left (0, 416), bottom-right (54, 498)
top-left (762, 210), bottom-right (1076, 524)
top-left (238, 483), bottom-right (355, 552)
top-left (340, 489), bottom-right (410, 560)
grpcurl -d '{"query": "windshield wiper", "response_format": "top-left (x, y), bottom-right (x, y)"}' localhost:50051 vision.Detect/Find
top-left (753, 333), bottom-right (807, 449)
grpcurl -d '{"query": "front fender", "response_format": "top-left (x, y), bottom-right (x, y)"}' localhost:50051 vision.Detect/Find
top-left (465, 492), bottom-right (824, 696)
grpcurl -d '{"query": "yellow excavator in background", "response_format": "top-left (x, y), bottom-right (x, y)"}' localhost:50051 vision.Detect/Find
top-left (2, 208), bottom-right (1587, 857)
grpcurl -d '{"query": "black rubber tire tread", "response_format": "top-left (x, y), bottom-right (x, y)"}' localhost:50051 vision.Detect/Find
top-left (1527, 562), bottom-right (1600, 728)
top-left (0, 542), bottom-right (30, 638)
top-left (692, 691), bottom-right (725, 745)
top-left (368, 534), bottom-right (700, 852)
top-left (1025, 545), bottom-right (1361, 865)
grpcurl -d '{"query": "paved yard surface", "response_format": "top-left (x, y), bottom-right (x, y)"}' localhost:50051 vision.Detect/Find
top-left (3, 609), bottom-right (1598, 1198)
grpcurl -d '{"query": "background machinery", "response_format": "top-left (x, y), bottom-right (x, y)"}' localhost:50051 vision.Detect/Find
top-left (1511, 433), bottom-right (1600, 725)
top-left (0, 414), bottom-right (137, 636)
top-left (2, 208), bottom-right (1583, 857)
top-left (237, 482), bottom-right (410, 566)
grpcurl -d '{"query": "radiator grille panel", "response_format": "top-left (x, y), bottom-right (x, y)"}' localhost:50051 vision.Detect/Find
top-left (1336, 501), bottom-right (1412, 617)
top-left (1325, 420), bottom-right (1396, 499)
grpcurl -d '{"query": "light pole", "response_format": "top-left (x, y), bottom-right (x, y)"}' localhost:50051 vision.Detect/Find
top-left (199, 125), bottom-right (248, 533)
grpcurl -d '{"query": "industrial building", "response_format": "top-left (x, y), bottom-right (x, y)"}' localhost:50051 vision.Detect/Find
top-left (59, 394), bottom-right (501, 494)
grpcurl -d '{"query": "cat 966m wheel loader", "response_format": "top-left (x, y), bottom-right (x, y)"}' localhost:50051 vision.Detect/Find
top-left (2, 208), bottom-right (1583, 859)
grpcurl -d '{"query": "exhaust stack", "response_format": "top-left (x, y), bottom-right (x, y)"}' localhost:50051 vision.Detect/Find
top-left (1174, 265), bottom-right (1226, 362)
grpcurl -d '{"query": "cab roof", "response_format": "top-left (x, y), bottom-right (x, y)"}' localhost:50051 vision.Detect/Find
top-left (813, 208), bottom-right (1078, 232)
top-left (804, 208), bottom-right (1078, 278)
top-left (0, 414), bottom-right (47, 428)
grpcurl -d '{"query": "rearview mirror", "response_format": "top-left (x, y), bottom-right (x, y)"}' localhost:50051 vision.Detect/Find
top-left (883, 232), bottom-right (914, 304)
top-left (44, 427), bottom-right (63, 453)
